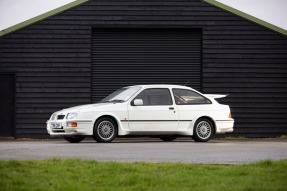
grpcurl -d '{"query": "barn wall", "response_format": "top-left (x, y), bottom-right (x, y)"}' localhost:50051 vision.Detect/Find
top-left (0, 0), bottom-right (286, 138)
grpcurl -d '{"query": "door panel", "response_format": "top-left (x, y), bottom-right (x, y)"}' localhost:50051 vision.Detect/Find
top-left (128, 105), bottom-right (178, 131)
top-left (0, 74), bottom-right (14, 137)
top-left (128, 88), bottom-right (178, 131)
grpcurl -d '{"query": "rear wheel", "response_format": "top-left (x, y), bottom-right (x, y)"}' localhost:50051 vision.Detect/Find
top-left (192, 118), bottom-right (214, 142)
top-left (160, 136), bottom-right (177, 142)
top-left (64, 136), bottom-right (85, 143)
top-left (93, 117), bottom-right (117, 143)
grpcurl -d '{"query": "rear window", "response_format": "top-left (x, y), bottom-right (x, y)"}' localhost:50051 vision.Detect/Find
top-left (172, 89), bottom-right (211, 105)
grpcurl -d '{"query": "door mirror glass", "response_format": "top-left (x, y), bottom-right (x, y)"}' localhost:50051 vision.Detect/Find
top-left (133, 99), bottom-right (143, 106)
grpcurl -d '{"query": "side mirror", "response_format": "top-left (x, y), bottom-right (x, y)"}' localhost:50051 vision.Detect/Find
top-left (133, 99), bottom-right (143, 106)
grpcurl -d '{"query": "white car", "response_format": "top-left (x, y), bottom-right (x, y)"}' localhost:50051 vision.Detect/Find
top-left (47, 85), bottom-right (234, 143)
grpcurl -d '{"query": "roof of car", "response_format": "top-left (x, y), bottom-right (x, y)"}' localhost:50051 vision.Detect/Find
top-left (131, 84), bottom-right (193, 89)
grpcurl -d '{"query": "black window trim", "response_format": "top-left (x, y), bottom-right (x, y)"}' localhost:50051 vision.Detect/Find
top-left (172, 88), bottom-right (212, 105)
top-left (131, 88), bottom-right (174, 106)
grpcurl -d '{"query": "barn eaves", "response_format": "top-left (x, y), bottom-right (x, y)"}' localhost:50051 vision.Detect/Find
top-left (203, 0), bottom-right (287, 36)
top-left (0, 0), bottom-right (286, 37)
top-left (0, 0), bottom-right (89, 37)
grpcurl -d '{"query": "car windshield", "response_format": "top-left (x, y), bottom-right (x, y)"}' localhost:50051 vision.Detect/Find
top-left (100, 86), bottom-right (141, 103)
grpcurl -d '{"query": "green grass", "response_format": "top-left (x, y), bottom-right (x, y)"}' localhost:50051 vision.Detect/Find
top-left (0, 159), bottom-right (286, 191)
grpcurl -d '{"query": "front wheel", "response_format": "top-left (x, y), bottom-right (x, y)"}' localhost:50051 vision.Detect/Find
top-left (192, 118), bottom-right (214, 142)
top-left (64, 136), bottom-right (85, 143)
top-left (93, 117), bottom-right (117, 143)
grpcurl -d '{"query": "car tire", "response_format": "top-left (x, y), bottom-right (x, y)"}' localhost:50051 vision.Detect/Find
top-left (93, 117), bottom-right (117, 143)
top-left (192, 118), bottom-right (214, 142)
top-left (64, 136), bottom-right (85, 143)
top-left (160, 136), bottom-right (177, 142)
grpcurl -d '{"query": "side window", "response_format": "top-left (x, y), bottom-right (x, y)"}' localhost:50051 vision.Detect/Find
top-left (172, 89), bottom-right (211, 105)
top-left (134, 88), bottom-right (172, 106)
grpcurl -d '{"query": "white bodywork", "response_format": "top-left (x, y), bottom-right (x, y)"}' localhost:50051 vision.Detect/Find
top-left (47, 85), bottom-right (234, 137)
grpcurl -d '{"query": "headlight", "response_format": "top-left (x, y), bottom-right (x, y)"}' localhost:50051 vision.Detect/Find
top-left (50, 114), bottom-right (56, 120)
top-left (66, 113), bottom-right (78, 120)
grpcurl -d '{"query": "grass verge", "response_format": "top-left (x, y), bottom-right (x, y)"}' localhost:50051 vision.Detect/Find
top-left (0, 159), bottom-right (286, 191)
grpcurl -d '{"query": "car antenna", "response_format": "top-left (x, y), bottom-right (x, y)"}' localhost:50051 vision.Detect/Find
top-left (184, 80), bottom-right (191, 86)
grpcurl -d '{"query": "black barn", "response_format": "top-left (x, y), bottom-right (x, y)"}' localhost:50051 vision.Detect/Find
top-left (0, 0), bottom-right (286, 138)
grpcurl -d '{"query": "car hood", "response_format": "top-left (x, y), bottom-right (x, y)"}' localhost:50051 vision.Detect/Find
top-left (56, 103), bottom-right (116, 114)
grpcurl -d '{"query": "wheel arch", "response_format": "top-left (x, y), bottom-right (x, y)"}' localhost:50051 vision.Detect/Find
top-left (93, 114), bottom-right (121, 135)
top-left (195, 116), bottom-right (217, 134)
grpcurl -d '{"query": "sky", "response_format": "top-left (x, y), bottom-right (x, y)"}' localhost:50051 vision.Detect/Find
top-left (216, 0), bottom-right (287, 30)
top-left (0, 0), bottom-right (75, 30)
top-left (0, 0), bottom-right (286, 31)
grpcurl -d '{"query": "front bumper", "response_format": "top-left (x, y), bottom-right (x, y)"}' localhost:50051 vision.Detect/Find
top-left (46, 119), bottom-right (94, 136)
top-left (215, 119), bottom-right (234, 134)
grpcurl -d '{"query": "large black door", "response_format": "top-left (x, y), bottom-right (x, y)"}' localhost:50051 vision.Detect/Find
top-left (91, 28), bottom-right (202, 102)
top-left (0, 74), bottom-right (14, 137)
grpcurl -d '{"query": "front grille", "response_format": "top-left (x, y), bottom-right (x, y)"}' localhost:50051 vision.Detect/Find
top-left (57, 115), bottom-right (65, 120)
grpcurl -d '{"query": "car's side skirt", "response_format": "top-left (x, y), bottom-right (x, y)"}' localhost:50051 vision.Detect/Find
top-left (120, 120), bottom-right (192, 122)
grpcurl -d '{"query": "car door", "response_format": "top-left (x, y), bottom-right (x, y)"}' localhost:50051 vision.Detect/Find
top-left (128, 88), bottom-right (178, 131)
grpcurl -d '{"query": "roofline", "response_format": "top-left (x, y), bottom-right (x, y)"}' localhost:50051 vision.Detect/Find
top-left (203, 0), bottom-right (287, 36)
top-left (0, 0), bottom-right (286, 37)
top-left (137, 84), bottom-right (192, 88)
top-left (0, 0), bottom-right (90, 37)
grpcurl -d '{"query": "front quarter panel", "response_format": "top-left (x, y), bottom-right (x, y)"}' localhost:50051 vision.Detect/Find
top-left (92, 111), bottom-right (129, 136)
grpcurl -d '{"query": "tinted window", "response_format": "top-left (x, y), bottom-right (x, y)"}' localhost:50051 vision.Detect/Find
top-left (134, 88), bottom-right (172, 105)
top-left (172, 89), bottom-right (211, 105)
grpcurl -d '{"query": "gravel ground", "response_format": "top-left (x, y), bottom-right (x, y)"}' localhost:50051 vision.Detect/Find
top-left (0, 138), bottom-right (286, 164)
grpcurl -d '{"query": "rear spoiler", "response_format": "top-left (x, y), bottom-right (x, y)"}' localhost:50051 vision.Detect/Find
top-left (204, 94), bottom-right (228, 99)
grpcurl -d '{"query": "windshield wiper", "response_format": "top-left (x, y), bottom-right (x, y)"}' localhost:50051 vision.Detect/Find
top-left (98, 100), bottom-right (112, 103)
top-left (99, 99), bottom-right (124, 103)
top-left (110, 99), bottom-right (125, 103)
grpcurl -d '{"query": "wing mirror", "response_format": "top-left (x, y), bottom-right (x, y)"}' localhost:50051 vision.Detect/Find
top-left (133, 99), bottom-right (143, 106)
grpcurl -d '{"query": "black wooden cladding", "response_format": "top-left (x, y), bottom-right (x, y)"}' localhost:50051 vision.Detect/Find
top-left (91, 28), bottom-right (202, 102)
top-left (0, 0), bottom-right (287, 138)
top-left (0, 74), bottom-right (14, 137)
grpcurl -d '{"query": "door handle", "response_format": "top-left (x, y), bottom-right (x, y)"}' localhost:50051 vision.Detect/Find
top-left (169, 107), bottom-right (174, 110)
